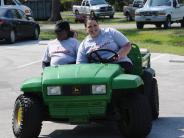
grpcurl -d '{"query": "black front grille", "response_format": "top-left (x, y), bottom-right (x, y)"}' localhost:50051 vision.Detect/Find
top-left (100, 6), bottom-right (113, 12)
top-left (140, 11), bottom-right (158, 16)
top-left (62, 85), bottom-right (91, 96)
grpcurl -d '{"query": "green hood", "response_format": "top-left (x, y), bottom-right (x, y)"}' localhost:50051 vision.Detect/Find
top-left (42, 64), bottom-right (122, 85)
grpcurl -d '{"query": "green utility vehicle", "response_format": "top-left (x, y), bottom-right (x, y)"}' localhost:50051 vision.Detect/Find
top-left (12, 44), bottom-right (159, 138)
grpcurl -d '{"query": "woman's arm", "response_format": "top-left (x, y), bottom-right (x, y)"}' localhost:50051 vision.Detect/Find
top-left (109, 28), bottom-right (131, 60)
top-left (42, 61), bottom-right (50, 69)
top-left (117, 42), bottom-right (131, 60)
top-left (42, 45), bottom-right (51, 69)
top-left (76, 40), bottom-right (88, 63)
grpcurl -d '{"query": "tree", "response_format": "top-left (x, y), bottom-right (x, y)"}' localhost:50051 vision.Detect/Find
top-left (49, 0), bottom-right (62, 22)
top-left (107, 0), bottom-right (132, 11)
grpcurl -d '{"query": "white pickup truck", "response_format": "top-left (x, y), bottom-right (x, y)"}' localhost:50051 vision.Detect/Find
top-left (73, 0), bottom-right (115, 18)
top-left (123, 0), bottom-right (145, 21)
top-left (135, 0), bottom-right (184, 29)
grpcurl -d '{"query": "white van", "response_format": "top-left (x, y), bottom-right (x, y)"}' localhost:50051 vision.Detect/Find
top-left (0, 0), bottom-right (32, 16)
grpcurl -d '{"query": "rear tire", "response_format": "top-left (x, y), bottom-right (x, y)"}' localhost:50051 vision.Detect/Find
top-left (90, 11), bottom-right (96, 18)
top-left (151, 78), bottom-right (159, 120)
top-left (118, 94), bottom-right (152, 138)
top-left (143, 70), bottom-right (159, 120)
top-left (12, 94), bottom-right (43, 138)
top-left (126, 13), bottom-right (132, 21)
top-left (75, 10), bottom-right (79, 15)
top-left (75, 10), bottom-right (80, 23)
top-left (155, 23), bottom-right (162, 28)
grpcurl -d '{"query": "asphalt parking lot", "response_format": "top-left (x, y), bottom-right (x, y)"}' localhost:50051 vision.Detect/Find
top-left (0, 40), bottom-right (184, 138)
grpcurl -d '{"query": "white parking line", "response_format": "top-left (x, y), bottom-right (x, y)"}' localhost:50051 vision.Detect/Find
top-left (169, 59), bottom-right (184, 63)
top-left (151, 54), bottom-right (166, 62)
top-left (16, 60), bottom-right (41, 69)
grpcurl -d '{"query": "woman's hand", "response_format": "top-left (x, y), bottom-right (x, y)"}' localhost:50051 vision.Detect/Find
top-left (112, 54), bottom-right (119, 61)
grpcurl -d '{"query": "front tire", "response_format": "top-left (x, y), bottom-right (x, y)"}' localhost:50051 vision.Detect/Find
top-left (164, 16), bottom-right (171, 29)
top-left (7, 30), bottom-right (16, 44)
top-left (109, 15), bottom-right (114, 19)
top-left (12, 94), bottom-right (43, 138)
top-left (118, 94), bottom-right (152, 138)
top-left (32, 27), bottom-right (39, 40)
top-left (180, 17), bottom-right (184, 28)
top-left (136, 22), bottom-right (144, 29)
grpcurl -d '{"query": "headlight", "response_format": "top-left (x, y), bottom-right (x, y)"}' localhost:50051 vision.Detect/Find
top-left (112, 6), bottom-right (115, 11)
top-left (135, 12), bottom-right (140, 16)
top-left (158, 11), bottom-right (166, 15)
top-left (92, 85), bottom-right (106, 95)
top-left (47, 86), bottom-right (61, 95)
top-left (92, 7), bottom-right (100, 10)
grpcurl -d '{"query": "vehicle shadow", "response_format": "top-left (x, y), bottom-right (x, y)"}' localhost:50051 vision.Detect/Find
top-left (40, 122), bottom-right (123, 138)
top-left (0, 39), bottom-right (39, 46)
top-left (139, 25), bottom-right (182, 30)
top-left (39, 117), bottom-right (184, 138)
top-left (149, 117), bottom-right (184, 138)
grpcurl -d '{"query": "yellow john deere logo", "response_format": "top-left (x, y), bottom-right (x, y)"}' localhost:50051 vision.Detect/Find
top-left (72, 86), bottom-right (80, 95)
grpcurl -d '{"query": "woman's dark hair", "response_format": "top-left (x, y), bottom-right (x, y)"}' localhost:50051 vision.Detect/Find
top-left (84, 16), bottom-right (98, 28)
top-left (54, 20), bottom-right (70, 33)
top-left (68, 30), bottom-right (78, 37)
top-left (68, 31), bottom-right (74, 37)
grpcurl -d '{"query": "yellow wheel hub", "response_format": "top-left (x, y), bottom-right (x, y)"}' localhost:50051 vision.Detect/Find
top-left (17, 107), bottom-right (23, 126)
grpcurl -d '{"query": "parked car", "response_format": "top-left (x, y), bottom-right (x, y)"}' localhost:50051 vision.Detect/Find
top-left (0, 0), bottom-right (32, 16)
top-left (0, 6), bottom-right (40, 43)
top-left (135, 0), bottom-right (184, 29)
top-left (73, 0), bottom-right (115, 18)
top-left (123, 0), bottom-right (145, 21)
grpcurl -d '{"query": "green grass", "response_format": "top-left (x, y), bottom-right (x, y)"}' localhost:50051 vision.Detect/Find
top-left (60, 11), bottom-right (128, 24)
top-left (40, 30), bottom-right (56, 40)
top-left (40, 28), bottom-right (184, 56)
top-left (38, 12), bottom-right (133, 24)
top-left (120, 28), bottom-right (184, 55)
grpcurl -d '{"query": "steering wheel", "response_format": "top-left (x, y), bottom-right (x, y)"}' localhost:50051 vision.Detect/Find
top-left (87, 49), bottom-right (119, 63)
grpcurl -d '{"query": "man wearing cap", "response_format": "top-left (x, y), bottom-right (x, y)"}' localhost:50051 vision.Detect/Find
top-left (42, 20), bottom-right (80, 68)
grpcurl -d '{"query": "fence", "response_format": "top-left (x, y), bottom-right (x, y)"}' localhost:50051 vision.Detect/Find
top-left (24, 0), bottom-right (51, 20)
